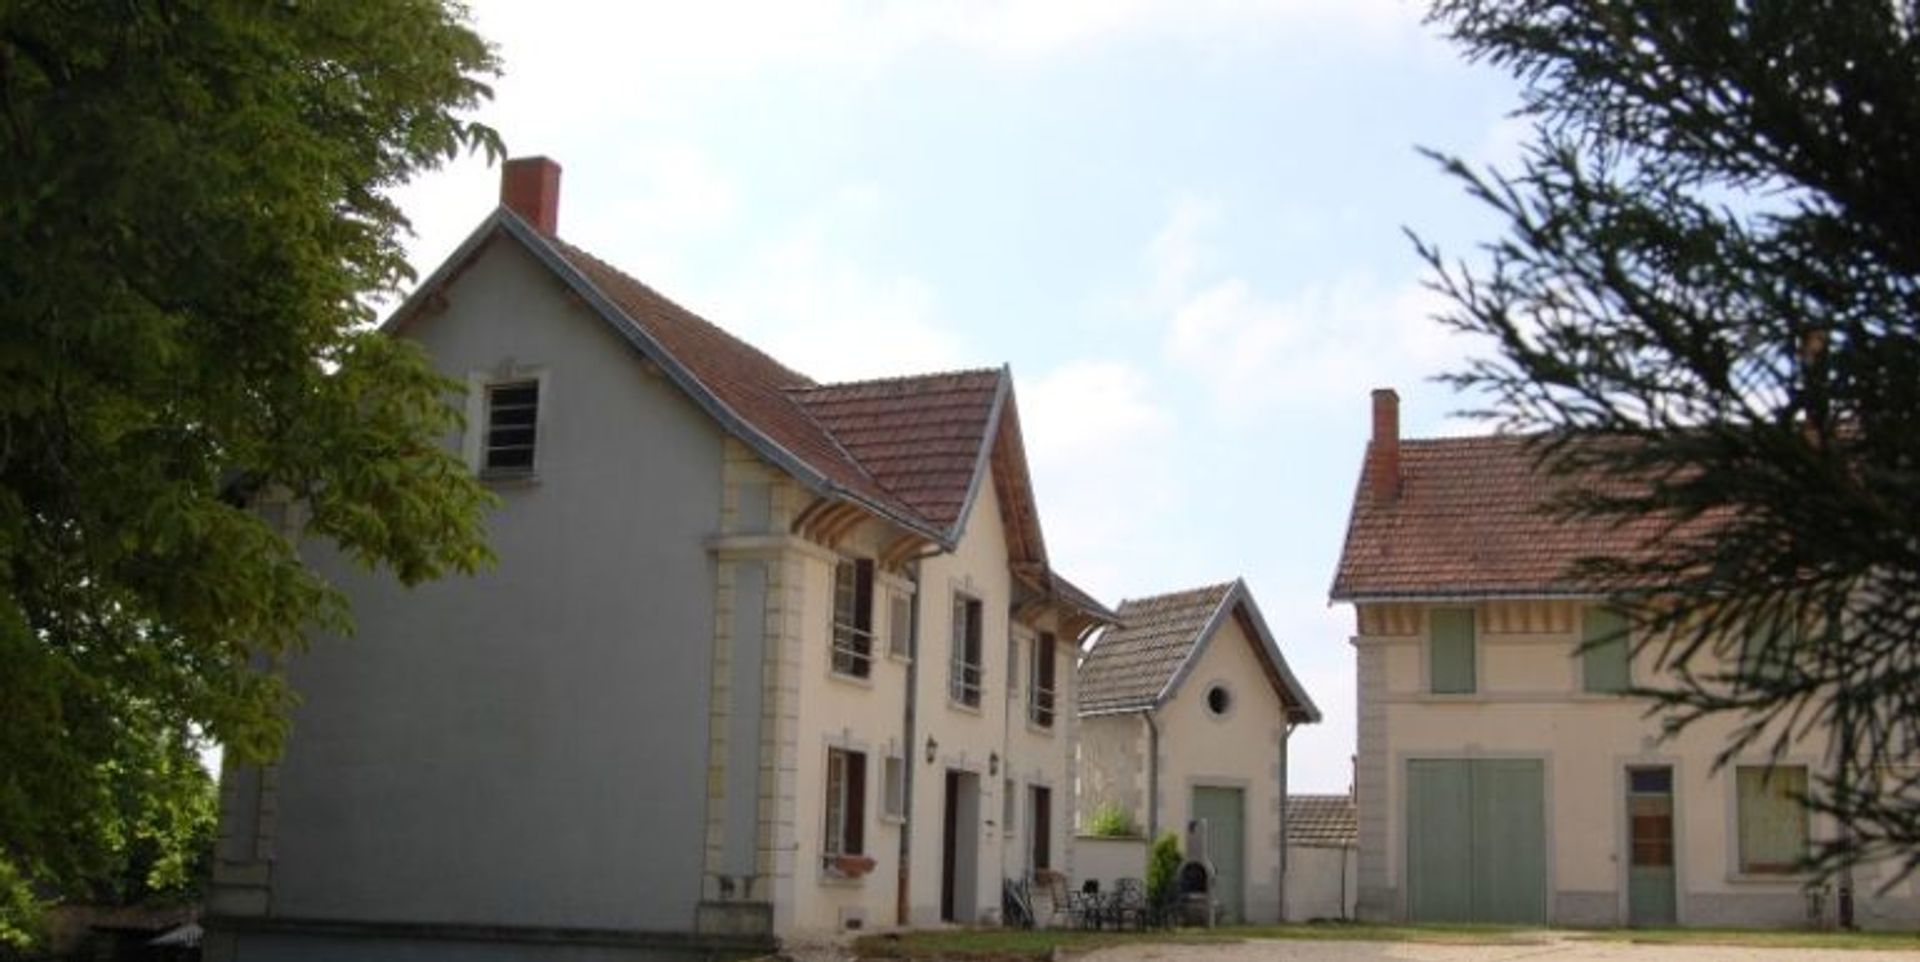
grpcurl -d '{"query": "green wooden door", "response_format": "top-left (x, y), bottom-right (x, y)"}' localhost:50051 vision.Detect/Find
top-left (1407, 760), bottom-right (1474, 921)
top-left (1472, 760), bottom-right (1547, 923)
top-left (1626, 768), bottom-right (1677, 927)
top-left (1192, 786), bottom-right (1246, 923)
top-left (1406, 759), bottom-right (1546, 924)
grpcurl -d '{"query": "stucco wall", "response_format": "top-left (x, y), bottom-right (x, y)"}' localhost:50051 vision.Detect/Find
top-left (907, 478), bottom-right (1016, 926)
top-left (1075, 715), bottom-right (1147, 832)
top-left (222, 238), bottom-right (724, 944)
top-left (1000, 619), bottom-right (1077, 891)
top-left (1152, 615), bottom-right (1289, 924)
top-left (1352, 599), bottom-right (1920, 929)
top-left (786, 516), bottom-right (913, 934)
top-left (1074, 835), bottom-right (1147, 888)
top-left (1285, 845), bottom-right (1357, 922)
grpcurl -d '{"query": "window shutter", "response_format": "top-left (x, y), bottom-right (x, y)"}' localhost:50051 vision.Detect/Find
top-left (889, 593), bottom-right (912, 658)
top-left (1429, 608), bottom-right (1476, 694)
top-left (854, 560), bottom-right (874, 633)
top-left (824, 749), bottom-right (846, 856)
top-left (1038, 633), bottom-right (1057, 689)
top-left (1737, 765), bottom-right (1807, 873)
top-left (1582, 607), bottom-right (1631, 693)
top-left (846, 752), bottom-right (867, 855)
top-left (966, 600), bottom-right (983, 664)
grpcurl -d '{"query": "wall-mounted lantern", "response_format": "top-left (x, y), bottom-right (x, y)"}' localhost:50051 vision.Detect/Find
top-left (925, 735), bottom-right (939, 765)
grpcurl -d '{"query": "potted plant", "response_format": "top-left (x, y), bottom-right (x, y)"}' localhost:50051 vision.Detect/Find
top-left (827, 854), bottom-right (877, 879)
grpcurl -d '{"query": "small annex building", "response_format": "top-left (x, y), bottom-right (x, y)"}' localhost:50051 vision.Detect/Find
top-left (1284, 794), bottom-right (1358, 922)
top-left (1074, 580), bottom-right (1320, 924)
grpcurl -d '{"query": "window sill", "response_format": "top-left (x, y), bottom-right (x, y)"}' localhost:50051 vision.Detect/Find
top-left (479, 468), bottom-right (541, 487)
top-left (828, 668), bottom-right (875, 689)
top-left (947, 699), bottom-right (983, 716)
top-left (880, 813), bottom-right (906, 826)
top-left (1025, 720), bottom-right (1058, 737)
top-left (885, 651), bottom-right (912, 665)
top-left (1726, 870), bottom-right (1813, 885)
top-left (816, 871), bottom-right (868, 888)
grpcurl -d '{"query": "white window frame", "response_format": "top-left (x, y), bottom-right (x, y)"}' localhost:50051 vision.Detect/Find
top-left (830, 558), bottom-right (875, 679)
top-left (824, 747), bottom-right (866, 859)
top-left (1028, 631), bottom-right (1058, 729)
top-left (950, 591), bottom-right (983, 708)
top-left (464, 366), bottom-right (549, 481)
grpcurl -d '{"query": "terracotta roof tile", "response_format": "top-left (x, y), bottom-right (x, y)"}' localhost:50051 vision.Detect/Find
top-left (1077, 582), bottom-right (1235, 714)
top-left (1287, 794), bottom-right (1357, 847)
top-left (1330, 434), bottom-right (1678, 599)
top-left (790, 370), bottom-right (1005, 532)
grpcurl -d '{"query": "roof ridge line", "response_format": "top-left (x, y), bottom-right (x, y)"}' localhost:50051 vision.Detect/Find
top-left (792, 366), bottom-right (1005, 393)
top-left (1112, 579), bottom-right (1240, 610)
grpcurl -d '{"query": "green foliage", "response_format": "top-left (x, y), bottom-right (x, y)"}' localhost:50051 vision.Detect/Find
top-left (1085, 801), bottom-right (1140, 838)
top-left (0, 0), bottom-right (500, 944)
top-left (1145, 831), bottom-right (1182, 907)
top-left (1419, 0), bottom-right (1920, 880)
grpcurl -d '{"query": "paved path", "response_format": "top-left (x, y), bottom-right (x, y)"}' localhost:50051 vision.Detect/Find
top-left (1082, 935), bottom-right (1920, 962)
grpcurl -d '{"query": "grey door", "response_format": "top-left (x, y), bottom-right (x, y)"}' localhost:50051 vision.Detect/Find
top-left (1406, 759), bottom-right (1546, 924)
top-left (1626, 767), bottom-right (1677, 926)
top-left (1191, 786), bottom-right (1246, 924)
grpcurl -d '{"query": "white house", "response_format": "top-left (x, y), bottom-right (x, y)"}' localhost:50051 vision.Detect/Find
top-left (204, 158), bottom-right (1114, 961)
top-left (1074, 580), bottom-right (1320, 924)
top-left (1331, 388), bottom-right (1920, 929)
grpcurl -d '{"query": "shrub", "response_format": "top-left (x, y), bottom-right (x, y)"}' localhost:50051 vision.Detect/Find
top-left (1145, 831), bottom-right (1182, 906)
top-left (1085, 801), bottom-right (1139, 838)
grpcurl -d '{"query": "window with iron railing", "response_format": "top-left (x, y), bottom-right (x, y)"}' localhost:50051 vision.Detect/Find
top-left (831, 559), bottom-right (875, 679)
top-left (950, 592), bottom-right (982, 707)
top-left (1028, 631), bottom-right (1057, 728)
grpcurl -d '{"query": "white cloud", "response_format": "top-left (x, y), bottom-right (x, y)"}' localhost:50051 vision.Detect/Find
top-left (472, 0), bottom-right (1425, 92)
top-left (1147, 195), bottom-right (1219, 305)
top-left (1147, 200), bottom-right (1468, 414)
top-left (678, 187), bottom-right (970, 382)
top-left (1020, 359), bottom-right (1181, 598)
top-left (1021, 359), bottom-right (1174, 467)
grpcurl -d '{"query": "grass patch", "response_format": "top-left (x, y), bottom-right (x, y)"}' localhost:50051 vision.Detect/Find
top-left (853, 922), bottom-right (1536, 960)
top-left (1573, 927), bottom-right (1920, 951)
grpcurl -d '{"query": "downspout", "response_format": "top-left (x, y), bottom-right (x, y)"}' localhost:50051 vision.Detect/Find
top-left (896, 562), bottom-right (922, 927)
top-left (1279, 721), bottom-right (1297, 922)
top-left (1144, 712), bottom-right (1161, 841)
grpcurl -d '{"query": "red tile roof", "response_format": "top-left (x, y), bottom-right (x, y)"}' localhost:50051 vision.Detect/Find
top-left (790, 369), bottom-right (1004, 532)
top-left (1331, 434), bottom-right (1674, 599)
top-left (1079, 582), bottom-right (1236, 713)
top-left (1078, 580), bottom-right (1319, 721)
top-left (1287, 794), bottom-right (1357, 847)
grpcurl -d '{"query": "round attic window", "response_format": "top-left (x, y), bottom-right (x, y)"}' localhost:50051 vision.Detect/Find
top-left (1206, 684), bottom-right (1232, 717)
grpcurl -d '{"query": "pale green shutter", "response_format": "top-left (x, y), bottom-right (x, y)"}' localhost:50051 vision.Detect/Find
top-left (1430, 608), bottom-right (1476, 694)
top-left (1737, 766), bottom-right (1808, 873)
top-left (1582, 607), bottom-right (1631, 693)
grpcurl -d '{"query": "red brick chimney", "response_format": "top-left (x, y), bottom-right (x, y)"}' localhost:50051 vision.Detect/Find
top-left (500, 156), bottom-right (561, 235)
top-left (1369, 388), bottom-right (1400, 503)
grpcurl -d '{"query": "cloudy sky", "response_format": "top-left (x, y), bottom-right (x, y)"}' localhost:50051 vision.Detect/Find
top-left (388, 0), bottom-right (1527, 793)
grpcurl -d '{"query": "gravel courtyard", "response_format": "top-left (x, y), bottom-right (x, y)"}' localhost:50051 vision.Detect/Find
top-left (1080, 935), bottom-right (1920, 962)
